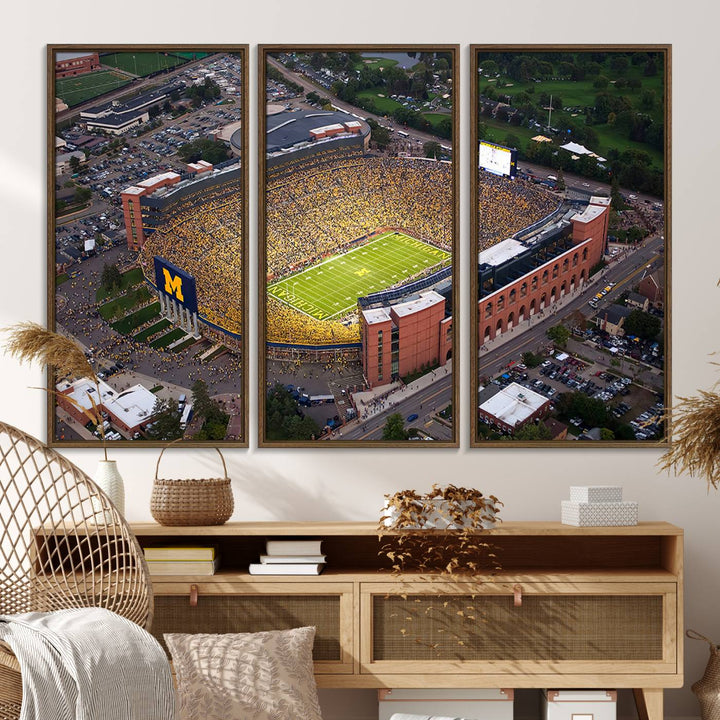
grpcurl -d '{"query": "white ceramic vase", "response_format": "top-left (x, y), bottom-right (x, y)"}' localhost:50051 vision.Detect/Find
top-left (93, 459), bottom-right (125, 516)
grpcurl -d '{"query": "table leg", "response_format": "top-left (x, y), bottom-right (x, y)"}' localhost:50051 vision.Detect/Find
top-left (634, 688), bottom-right (663, 720)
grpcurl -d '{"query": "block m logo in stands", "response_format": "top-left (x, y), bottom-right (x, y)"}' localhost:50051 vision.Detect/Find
top-left (162, 268), bottom-right (184, 303)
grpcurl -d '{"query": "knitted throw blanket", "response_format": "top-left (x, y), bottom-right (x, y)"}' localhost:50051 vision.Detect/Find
top-left (0, 608), bottom-right (176, 720)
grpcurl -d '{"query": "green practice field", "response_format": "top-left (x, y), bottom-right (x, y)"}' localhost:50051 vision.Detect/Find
top-left (100, 52), bottom-right (188, 77)
top-left (267, 232), bottom-right (450, 321)
top-left (56, 70), bottom-right (131, 107)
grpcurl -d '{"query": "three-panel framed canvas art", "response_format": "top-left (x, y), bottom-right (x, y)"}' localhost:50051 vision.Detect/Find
top-left (48, 44), bottom-right (669, 448)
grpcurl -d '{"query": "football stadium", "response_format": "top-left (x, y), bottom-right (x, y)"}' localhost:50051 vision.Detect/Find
top-left (263, 109), bottom-right (454, 364)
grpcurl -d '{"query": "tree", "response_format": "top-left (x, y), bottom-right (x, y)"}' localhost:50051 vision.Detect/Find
top-left (522, 351), bottom-right (543, 368)
top-left (365, 119), bottom-right (390, 150)
top-left (623, 309), bottom-right (661, 340)
top-left (610, 176), bottom-right (627, 211)
top-left (265, 384), bottom-right (319, 441)
top-left (600, 428), bottom-right (616, 441)
top-left (423, 141), bottom-right (442, 159)
top-left (146, 398), bottom-right (183, 441)
top-left (547, 324), bottom-right (570, 348)
top-left (178, 138), bottom-right (230, 165)
top-left (555, 168), bottom-right (566, 191)
top-left (512, 421), bottom-right (552, 441)
top-left (74, 186), bottom-right (91, 205)
top-left (101, 263), bottom-right (123, 292)
top-left (382, 413), bottom-right (409, 441)
top-left (69, 155), bottom-right (82, 174)
top-left (192, 379), bottom-right (217, 420)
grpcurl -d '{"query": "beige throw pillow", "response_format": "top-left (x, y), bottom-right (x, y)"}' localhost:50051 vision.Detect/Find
top-left (165, 626), bottom-right (322, 720)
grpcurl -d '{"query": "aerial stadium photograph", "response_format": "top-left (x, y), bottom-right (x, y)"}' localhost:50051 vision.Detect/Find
top-left (470, 45), bottom-right (669, 446)
top-left (49, 46), bottom-right (248, 446)
top-left (259, 46), bottom-right (458, 446)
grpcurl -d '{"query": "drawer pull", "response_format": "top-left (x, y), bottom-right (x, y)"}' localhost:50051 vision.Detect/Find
top-left (189, 584), bottom-right (198, 607)
top-left (513, 584), bottom-right (522, 607)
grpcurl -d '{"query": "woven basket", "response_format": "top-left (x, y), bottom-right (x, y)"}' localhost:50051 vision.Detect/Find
top-left (150, 442), bottom-right (233, 526)
top-left (688, 629), bottom-right (720, 720)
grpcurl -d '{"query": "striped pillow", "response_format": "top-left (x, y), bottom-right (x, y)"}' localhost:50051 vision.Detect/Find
top-left (165, 626), bottom-right (322, 720)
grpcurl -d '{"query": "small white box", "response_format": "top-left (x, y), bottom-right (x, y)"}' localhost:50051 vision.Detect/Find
top-left (570, 486), bottom-right (623, 503)
top-left (561, 500), bottom-right (638, 526)
top-left (378, 688), bottom-right (513, 720)
top-left (543, 689), bottom-right (617, 720)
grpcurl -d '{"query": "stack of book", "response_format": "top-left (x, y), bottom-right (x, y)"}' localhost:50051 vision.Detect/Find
top-left (143, 545), bottom-right (220, 576)
top-left (248, 539), bottom-right (325, 575)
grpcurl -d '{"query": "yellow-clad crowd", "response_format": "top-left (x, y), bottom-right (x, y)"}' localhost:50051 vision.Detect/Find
top-left (139, 181), bottom-right (244, 336)
top-left (265, 153), bottom-right (452, 345)
top-left (477, 172), bottom-right (558, 251)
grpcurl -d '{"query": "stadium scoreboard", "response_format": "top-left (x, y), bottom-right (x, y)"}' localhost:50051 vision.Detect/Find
top-left (153, 256), bottom-right (198, 314)
top-left (479, 141), bottom-right (517, 178)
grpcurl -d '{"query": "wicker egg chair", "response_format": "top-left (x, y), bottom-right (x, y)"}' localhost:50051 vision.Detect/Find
top-left (0, 421), bottom-right (153, 719)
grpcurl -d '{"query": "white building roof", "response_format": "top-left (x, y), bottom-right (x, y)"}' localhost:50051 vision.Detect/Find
top-left (479, 382), bottom-right (548, 428)
top-left (391, 290), bottom-right (445, 318)
top-left (572, 204), bottom-right (606, 223)
top-left (138, 172), bottom-right (181, 188)
top-left (344, 121), bottom-right (362, 129)
top-left (478, 238), bottom-right (527, 266)
top-left (122, 186), bottom-right (145, 196)
top-left (362, 307), bottom-right (392, 325)
top-left (591, 195), bottom-right (611, 207)
top-left (57, 377), bottom-right (158, 430)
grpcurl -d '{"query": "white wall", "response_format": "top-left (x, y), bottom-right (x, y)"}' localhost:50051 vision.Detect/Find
top-left (1, 2), bottom-right (719, 718)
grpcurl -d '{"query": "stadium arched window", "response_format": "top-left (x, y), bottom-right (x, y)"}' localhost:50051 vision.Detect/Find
top-left (552, 264), bottom-right (559, 279)
top-left (542, 270), bottom-right (549, 285)
top-left (497, 295), bottom-right (505, 311)
top-left (572, 253), bottom-right (579, 267)
top-left (485, 302), bottom-right (493, 319)
top-left (520, 282), bottom-right (527, 297)
top-left (562, 258), bottom-right (569, 273)
top-left (509, 289), bottom-right (516, 305)
top-left (582, 247), bottom-right (588, 261)
top-left (531, 277), bottom-right (538, 291)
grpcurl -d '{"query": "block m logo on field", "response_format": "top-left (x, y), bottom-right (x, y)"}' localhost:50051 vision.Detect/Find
top-left (162, 268), bottom-right (185, 302)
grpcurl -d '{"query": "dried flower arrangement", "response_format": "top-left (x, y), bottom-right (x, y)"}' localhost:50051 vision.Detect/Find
top-left (659, 387), bottom-right (720, 490)
top-left (378, 484), bottom-right (503, 575)
top-left (659, 279), bottom-right (720, 490)
top-left (2, 322), bottom-right (108, 459)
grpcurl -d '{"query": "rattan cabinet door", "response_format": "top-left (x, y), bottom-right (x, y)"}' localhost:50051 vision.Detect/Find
top-left (151, 581), bottom-right (354, 674)
top-left (360, 581), bottom-right (678, 682)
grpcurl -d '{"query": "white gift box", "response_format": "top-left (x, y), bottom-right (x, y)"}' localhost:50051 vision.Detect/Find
top-left (561, 500), bottom-right (638, 527)
top-left (543, 689), bottom-right (616, 720)
top-left (379, 688), bottom-right (513, 720)
top-left (570, 485), bottom-right (623, 503)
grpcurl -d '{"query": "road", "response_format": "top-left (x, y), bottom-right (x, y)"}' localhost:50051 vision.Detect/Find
top-left (340, 372), bottom-right (453, 441)
top-left (477, 234), bottom-right (665, 383)
top-left (266, 56), bottom-right (452, 149)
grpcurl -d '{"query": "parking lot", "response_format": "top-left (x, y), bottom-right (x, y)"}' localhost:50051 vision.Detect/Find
top-left (480, 349), bottom-right (664, 440)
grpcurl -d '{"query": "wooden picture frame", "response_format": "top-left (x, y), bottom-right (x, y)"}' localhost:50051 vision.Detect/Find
top-left (48, 45), bottom-right (249, 447)
top-left (470, 45), bottom-right (671, 447)
top-left (258, 45), bottom-right (459, 447)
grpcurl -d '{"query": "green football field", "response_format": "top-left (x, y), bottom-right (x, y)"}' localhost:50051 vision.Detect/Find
top-left (267, 232), bottom-right (450, 321)
top-left (100, 52), bottom-right (188, 77)
top-left (56, 70), bottom-right (131, 107)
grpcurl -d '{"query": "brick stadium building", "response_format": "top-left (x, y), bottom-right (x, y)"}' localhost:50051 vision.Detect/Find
top-left (360, 283), bottom-right (452, 389)
top-left (55, 52), bottom-right (100, 79)
top-left (478, 196), bottom-right (610, 345)
top-left (121, 172), bottom-right (183, 251)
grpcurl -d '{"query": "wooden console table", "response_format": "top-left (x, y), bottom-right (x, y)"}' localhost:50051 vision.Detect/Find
top-left (131, 521), bottom-right (683, 720)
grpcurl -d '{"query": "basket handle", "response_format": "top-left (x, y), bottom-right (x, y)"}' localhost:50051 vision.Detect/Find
top-left (687, 629), bottom-right (716, 647)
top-left (155, 438), bottom-right (228, 480)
